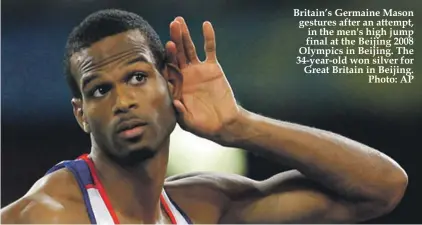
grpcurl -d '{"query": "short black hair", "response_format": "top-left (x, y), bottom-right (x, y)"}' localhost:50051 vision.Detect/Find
top-left (64, 9), bottom-right (166, 98)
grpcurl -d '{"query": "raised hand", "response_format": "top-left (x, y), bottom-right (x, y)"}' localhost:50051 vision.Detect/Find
top-left (166, 17), bottom-right (240, 140)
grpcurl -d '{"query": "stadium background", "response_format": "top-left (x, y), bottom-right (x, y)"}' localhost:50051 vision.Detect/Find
top-left (2, 0), bottom-right (421, 223)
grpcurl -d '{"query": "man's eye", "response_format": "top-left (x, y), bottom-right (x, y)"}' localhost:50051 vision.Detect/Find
top-left (128, 72), bottom-right (147, 85)
top-left (92, 85), bottom-right (111, 97)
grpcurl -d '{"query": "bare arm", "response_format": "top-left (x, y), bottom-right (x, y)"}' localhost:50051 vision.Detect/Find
top-left (216, 109), bottom-right (408, 223)
top-left (169, 167), bottom-right (405, 224)
top-left (167, 17), bottom-right (408, 223)
top-left (1, 169), bottom-right (89, 223)
top-left (1, 194), bottom-right (78, 224)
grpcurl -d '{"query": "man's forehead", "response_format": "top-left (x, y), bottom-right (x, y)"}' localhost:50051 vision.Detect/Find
top-left (71, 30), bottom-right (155, 65)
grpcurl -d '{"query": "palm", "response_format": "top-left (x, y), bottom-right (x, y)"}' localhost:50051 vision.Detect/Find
top-left (167, 17), bottom-right (239, 137)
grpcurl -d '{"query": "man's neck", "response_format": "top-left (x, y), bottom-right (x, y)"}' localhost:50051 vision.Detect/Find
top-left (89, 140), bottom-right (170, 223)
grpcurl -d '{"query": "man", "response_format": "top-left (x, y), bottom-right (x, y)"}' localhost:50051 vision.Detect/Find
top-left (1, 9), bottom-right (407, 223)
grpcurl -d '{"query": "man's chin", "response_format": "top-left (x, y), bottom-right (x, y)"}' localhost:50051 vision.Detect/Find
top-left (125, 149), bottom-right (156, 165)
top-left (111, 139), bottom-right (158, 166)
top-left (108, 147), bottom-right (157, 167)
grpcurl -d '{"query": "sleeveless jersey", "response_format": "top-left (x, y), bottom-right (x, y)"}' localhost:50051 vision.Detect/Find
top-left (46, 154), bottom-right (192, 224)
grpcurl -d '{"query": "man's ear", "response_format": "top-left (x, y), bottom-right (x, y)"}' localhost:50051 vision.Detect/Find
top-left (162, 63), bottom-right (183, 101)
top-left (71, 98), bottom-right (90, 133)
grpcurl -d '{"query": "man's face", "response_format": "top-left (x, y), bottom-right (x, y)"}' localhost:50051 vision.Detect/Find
top-left (70, 30), bottom-right (177, 159)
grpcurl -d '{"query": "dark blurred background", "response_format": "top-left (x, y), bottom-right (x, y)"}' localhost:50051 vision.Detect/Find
top-left (2, 0), bottom-right (421, 223)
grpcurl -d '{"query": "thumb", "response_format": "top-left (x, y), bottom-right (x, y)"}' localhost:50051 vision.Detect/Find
top-left (173, 100), bottom-right (190, 130)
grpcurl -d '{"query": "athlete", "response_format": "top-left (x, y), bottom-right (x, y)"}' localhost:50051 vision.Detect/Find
top-left (1, 9), bottom-right (408, 224)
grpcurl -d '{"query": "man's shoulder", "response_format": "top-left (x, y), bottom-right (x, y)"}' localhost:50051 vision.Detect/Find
top-left (163, 172), bottom-right (258, 223)
top-left (164, 171), bottom-right (231, 198)
top-left (25, 167), bottom-right (83, 202)
top-left (1, 168), bottom-right (88, 223)
top-left (165, 171), bottom-right (258, 195)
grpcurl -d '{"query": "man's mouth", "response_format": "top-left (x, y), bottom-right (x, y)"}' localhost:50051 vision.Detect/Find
top-left (116, 120), bottom-right (147, 139)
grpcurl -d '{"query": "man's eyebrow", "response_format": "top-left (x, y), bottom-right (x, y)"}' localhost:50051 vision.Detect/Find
top-left (125, 55), bottom-right (150, 66)
top-left (81, 74), bottom-right (99, 90)
top-left (79, 55), bottom-right (151, 89)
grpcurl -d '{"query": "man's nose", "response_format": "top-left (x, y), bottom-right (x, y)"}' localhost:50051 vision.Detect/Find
top-left (112, 85), bottom-right (138, 114)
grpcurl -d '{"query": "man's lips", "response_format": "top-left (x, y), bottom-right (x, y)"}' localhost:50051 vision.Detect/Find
top-left (118, 126), bottom-right (145, 139)
top-left (116, 120), bottom-right (147, 139)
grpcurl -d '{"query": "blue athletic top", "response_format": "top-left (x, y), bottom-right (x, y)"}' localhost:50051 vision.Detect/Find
top-left (46, 154), bottom-right (192, 224)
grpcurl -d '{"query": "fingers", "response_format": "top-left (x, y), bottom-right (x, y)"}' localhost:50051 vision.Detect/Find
top-left (174, 17), bottom-right (199, 63)
top-left (170, 21), bottom-right (188, 68)
top-left (203, 21), bottom-right (217, 62)
top-left (175, 17), bottom-right (200, 64)
top-left (170, 17), bottom-right (217, 65)
top-left (165, 41), bottom-right (178, 65)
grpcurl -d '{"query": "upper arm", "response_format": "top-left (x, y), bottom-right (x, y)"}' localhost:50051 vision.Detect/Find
top-left (1, 194), bottom-right (72, 223)
top-left (215, 170), bottom-right (387, 224)
top-left (1, 198), bottom-right (26, 223)
top-left (1, 168), bottom-right (88, 223)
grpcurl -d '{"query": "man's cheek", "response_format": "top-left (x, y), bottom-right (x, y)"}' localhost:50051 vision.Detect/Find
top-left (87, 114), bottom-right (107, 135)
top-left (149, 80), bottom-right (171, 106)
